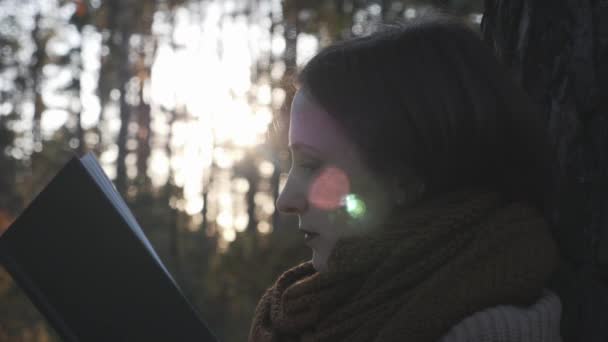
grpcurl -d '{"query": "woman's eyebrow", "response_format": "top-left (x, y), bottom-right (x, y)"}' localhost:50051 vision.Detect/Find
top-left (289, 143), bottom-right (322, 157)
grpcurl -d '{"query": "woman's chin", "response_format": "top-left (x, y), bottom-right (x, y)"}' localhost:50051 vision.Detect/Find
top-left (311, 251), bottom-right (328, 273)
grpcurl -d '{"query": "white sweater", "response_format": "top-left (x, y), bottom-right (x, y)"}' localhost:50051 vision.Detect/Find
top-left (439, 289), bottom-right (562, 342)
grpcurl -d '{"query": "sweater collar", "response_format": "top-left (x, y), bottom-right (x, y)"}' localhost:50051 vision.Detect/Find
top-left (440, 289), bottom-right (562, 341)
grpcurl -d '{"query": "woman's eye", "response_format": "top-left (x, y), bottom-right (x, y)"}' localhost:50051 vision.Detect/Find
top-left (298, 162), bottom-right (321, 172)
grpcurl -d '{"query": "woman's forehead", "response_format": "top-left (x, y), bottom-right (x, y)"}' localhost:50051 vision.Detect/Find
top-left (289, 89), bottom-right (357, 158)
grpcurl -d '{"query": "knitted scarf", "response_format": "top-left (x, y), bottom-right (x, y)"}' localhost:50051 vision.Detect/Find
top-left (249, 189), bottom-right (560, 342)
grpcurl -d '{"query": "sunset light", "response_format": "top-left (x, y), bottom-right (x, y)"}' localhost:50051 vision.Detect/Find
top-left (146, 1), bottom-right (297, 248)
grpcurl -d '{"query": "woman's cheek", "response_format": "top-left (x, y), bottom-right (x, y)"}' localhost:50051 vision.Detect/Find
top-left (307, 166), bottom-right (351, 211)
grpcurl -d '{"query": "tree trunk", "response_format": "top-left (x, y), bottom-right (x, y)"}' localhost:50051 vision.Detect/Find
top-left (136, 78), bottom-right (152, 190)
top-left (165, 107), bottom-right (182, 284)
top-left (113, 0), bottom-right (134, 195)
top-left (482, 1), bottom-right (608, 341)
top-left (30, 13), bottom-right (45, 149)
top-left (243, 156), bottom-right (259, 234)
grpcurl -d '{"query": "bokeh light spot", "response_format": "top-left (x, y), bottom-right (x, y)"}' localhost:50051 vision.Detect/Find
top-left (308, 166), bottom-right (350, 210)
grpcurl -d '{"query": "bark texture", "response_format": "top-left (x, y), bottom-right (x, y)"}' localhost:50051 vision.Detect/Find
top-left (482, 1), bottom-right (608, 341)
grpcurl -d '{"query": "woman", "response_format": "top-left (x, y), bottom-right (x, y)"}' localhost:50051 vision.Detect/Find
top-left (249, 16), bottom-right (562, 342)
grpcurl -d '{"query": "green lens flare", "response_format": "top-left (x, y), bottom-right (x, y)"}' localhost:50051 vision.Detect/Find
top-left (344, 194), bottom-right (366, 219)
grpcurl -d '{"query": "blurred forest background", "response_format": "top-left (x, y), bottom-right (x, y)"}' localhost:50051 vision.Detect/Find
top-left (0, 0), bottom-right (490, 340)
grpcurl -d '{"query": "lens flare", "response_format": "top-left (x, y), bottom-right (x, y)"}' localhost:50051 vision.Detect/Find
top-left (343, 194), bottom-right (366, 219)
top-left (308, 166), bottom-right (350, 210)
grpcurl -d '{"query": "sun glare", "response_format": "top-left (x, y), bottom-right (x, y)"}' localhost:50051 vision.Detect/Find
top-left (29, 0), bottom-right (318, 247)
top-left (145, 1), bottom-right (287, 246)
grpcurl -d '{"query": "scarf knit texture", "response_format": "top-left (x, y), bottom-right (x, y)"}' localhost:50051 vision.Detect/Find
top-left (249, 189), bottom-right (560, 342)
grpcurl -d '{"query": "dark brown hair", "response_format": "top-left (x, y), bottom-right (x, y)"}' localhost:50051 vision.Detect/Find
top-left (295, 16), bottom-right (554, 212)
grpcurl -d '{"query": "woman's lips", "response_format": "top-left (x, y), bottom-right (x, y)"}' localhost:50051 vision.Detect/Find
top-left (304, 232), bottom-right (319, 242)
top-left (300, 229), bottom-right (319, 242)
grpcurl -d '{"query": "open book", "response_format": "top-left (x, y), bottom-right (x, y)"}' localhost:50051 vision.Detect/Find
top-left (0, 153), bottom-right (217, 341)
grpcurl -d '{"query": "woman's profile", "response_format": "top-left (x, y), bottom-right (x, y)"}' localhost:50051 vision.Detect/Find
top-left (249, 15), bottom-right (562, 342)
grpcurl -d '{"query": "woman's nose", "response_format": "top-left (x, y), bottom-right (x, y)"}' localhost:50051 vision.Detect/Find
top-left (276, 185), bottom-right (307, 215)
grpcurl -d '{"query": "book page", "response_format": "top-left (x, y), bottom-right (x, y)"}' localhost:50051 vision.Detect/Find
top-left (79, 153), bottom-right (175, 283)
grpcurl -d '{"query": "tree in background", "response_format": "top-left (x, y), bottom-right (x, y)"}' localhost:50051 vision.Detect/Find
top-left (483, 2), bottom-right (608, 341)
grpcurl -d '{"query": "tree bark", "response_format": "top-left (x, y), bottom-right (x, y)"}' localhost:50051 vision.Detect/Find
top-left (482, 1), bottom-right (608, 341)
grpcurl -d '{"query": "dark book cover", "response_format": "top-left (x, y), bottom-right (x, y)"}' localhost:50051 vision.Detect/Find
top-left (0, 153), bottom-right (218, 341)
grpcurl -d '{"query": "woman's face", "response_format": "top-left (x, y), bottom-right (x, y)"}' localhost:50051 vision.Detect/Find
top-left (276, 88), bottom-right (393, 272)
